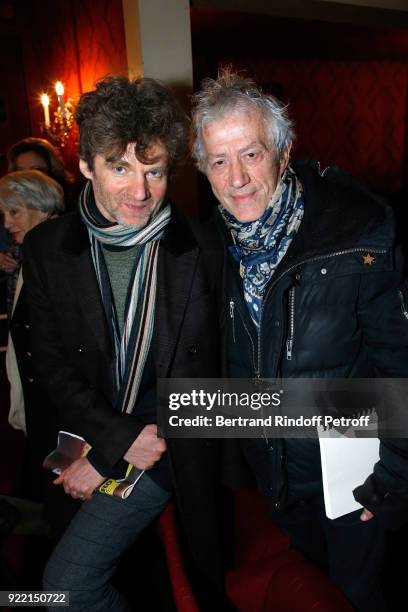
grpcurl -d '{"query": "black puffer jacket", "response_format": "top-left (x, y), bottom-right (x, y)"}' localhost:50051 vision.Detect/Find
top-left (220, 160), bottom-right (408, 531)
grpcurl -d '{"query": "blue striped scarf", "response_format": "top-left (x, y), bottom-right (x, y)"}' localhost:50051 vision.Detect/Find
top-left (79, 182), bottom-right (170, 413)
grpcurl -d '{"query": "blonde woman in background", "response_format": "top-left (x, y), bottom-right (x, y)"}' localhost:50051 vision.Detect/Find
top-left (0, 170), bottom-right (64, 501)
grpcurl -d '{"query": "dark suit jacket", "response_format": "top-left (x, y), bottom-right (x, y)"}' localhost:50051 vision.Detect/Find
top-left (22, 207), bottom-right (231, 597)
top-left (10, 281), bottom-right (82, 530)
top-left (9, 283), bottom-right (54, 499)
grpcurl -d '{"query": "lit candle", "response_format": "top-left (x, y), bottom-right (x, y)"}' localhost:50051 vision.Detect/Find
top-left (41, 93), bottom-right (50, 128)
top-left (55, 81), bottom-right (66, 120)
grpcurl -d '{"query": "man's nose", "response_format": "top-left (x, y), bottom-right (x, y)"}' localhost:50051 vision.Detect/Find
top-left (229, 159), bottom-right (249, 189)
top-left (128, 173), bottom-right (150, 200)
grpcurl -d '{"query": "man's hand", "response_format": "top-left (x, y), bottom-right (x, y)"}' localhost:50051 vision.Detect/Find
top-left (124, 424), bottom-right (166, 470)
top-left (0, 252), bottom-right (18, 274)
top-left (53, 457), bottom-right (105, 501)
top-left (360, 508), bottom-right (374, 522)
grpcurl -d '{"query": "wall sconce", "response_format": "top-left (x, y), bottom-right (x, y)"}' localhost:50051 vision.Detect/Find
top-left (40, 81), bottom-right (74, 148)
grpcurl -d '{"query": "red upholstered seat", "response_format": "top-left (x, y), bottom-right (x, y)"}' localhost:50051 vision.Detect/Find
top-left (157, 489), bottom-right (353, 612)
top-left (233, 488), bottom-right (291, 566)
top-left (157, 502), bottom-right (200, 612)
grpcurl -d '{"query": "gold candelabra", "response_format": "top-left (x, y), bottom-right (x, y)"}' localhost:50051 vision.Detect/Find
top-left (40, 81), bottom-right (74, 148)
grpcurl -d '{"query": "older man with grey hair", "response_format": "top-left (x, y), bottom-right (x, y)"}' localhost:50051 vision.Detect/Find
top-left (192, 69), bottom-right (408, 611)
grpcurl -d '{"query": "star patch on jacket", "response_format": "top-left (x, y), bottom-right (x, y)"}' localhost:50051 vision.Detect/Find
top-left (362, 253), bottom-right (375, 266)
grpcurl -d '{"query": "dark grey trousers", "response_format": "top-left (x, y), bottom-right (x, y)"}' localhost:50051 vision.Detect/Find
top-left (43, 474), bottom-right (171, 611)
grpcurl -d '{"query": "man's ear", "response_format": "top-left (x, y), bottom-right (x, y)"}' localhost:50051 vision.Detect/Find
top-left (79, 159), bottom-right (93, 180)
top-left (279, 143), bottom-right (292, 176)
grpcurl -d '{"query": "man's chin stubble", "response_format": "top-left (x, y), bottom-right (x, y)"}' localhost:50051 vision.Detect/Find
top-left (119, 216), bottom-right (150, 230)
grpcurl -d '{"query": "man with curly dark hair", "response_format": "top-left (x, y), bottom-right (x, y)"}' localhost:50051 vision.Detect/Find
top-left (23, 75), bottom-right (229, 611)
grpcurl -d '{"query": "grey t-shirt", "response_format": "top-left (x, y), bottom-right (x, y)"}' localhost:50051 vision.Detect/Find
top-left (101, 243), bottom-right (142, 334)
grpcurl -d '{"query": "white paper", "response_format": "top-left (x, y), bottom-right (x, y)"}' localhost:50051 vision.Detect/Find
top-left (318, 426), bottom-right (380, 519)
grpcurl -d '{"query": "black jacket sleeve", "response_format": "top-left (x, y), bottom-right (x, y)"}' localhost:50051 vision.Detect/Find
top-left (353, 245), bottom-right (408, 530)
top-left (22, 231), bottom-right (145, 476)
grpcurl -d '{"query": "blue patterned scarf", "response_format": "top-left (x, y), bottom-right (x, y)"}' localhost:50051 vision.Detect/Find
top-left (220, 166), bottom-right (304, 327)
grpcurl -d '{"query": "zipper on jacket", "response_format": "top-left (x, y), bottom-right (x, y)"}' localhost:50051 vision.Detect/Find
top-left (398, 289), bottom-right (408, 321)
top-left (256, 246), bottom-right (387, 377)
top-left (242, 315), bottom-right (258, 376)
top-left (229, 300), bottom-right (236, 343)
top-left (286, 286), bottom-right (295, 360)
top-left (264, 247), bottom-right (387, 311)
top-left (230, 298), bottom-right (258, 374)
